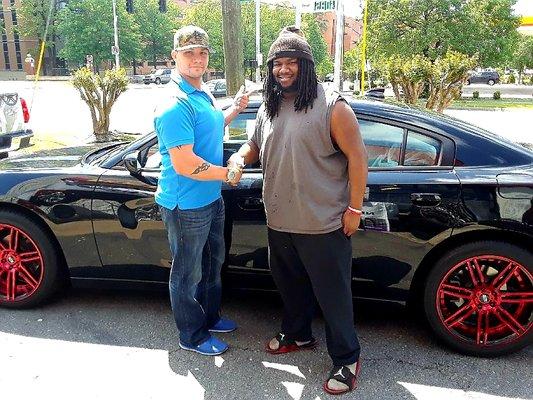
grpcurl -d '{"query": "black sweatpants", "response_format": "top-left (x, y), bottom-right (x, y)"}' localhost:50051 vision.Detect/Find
top-left (268, 227), bottom-right (360, 366)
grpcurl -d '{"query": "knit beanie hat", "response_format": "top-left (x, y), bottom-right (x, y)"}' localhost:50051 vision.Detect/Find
top-left (266, 26), bottom-right (315, 64)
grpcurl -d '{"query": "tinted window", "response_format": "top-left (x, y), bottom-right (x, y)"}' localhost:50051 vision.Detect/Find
top-left (404, 131), bottom-right (441, 166)
top-left (225, 113), bottom-right (256, 141)
top-left (359, 119), bottom-right (403, 168)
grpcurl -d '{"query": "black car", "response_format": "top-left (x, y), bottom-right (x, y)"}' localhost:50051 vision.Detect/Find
top-left (466, 71), bottom-right (500, 85)
top-left (0, 98), bottom-right (531, 358)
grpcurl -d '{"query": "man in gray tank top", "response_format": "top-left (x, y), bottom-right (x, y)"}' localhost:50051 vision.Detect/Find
top-left (228, 26), bottom-right (368, 395)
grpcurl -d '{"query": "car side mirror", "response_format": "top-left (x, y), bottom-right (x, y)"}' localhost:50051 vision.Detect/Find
top-left (123, 151), bottom-right (142, 175)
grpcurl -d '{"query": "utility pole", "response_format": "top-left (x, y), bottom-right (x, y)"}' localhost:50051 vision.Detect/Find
top-left (112, 0), bottom-right (120, 70)
top-left (255, 0), bottom-right (261, 83)
top-left (333, 0), bottom-right (344, 91)
top-left (221, 0), bottom-right (245, 95)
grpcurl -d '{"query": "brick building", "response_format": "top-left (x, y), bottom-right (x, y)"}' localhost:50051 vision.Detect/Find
top-left (0, 0), bottom-right (39, 78)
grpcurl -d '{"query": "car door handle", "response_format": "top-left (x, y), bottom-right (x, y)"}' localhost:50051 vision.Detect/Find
top-left (411, 193), bottom-right (441, 206)
top-left (237, 197), bottom-right (263, 211)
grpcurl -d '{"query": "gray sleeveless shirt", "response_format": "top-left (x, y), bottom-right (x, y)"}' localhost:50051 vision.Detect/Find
top-left (250, 83), bottom-right (349, 234)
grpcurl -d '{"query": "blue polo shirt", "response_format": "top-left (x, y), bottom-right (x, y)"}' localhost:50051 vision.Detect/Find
top-left (154, 75), bottom-right (224, 210)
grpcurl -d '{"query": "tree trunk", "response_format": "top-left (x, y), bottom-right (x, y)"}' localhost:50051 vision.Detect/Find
top-left (392, 82), bottom-right (401, 101)
top-left (221, 0), bottom-right (244, 96)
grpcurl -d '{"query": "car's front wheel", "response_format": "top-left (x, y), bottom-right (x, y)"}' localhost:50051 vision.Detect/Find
top-left (424, 241), bottom-right (532, 356)
top-left (155, 78), bottom-right (161, 85)
top-left (0, 210), bottom-right (62, 308)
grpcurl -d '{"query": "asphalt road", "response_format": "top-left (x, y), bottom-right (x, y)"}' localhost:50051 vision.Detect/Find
top-left (1, 288), bottom-right (531, 400)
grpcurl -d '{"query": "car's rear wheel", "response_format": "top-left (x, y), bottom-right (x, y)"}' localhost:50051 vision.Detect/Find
top-left (488, 79), bottom-right (495, 85)
top-left (466, 79), bottom-right (471, 85)
top-left (0, 210), bottom-right (61, 308)
top-left (424, 241), bottom-right (532, 356)
top-left (155, 78), bottom-right (161, 85)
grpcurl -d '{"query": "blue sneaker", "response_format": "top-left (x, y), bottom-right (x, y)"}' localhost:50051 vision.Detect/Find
top-left (209, 317), bottom-right (237, 333)
top-left (179, 336), bottom-right (228, 356)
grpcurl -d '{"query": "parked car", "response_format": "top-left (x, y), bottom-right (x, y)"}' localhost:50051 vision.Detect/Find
top-left (466, 71), bottom-right (500, 85)
top-left (143, 69), bottom-right (172, 85)
top-left (0, 97), bottom-right (531, 357)
top-left (0, 92), bottom-right (32, 158)
top-left (206, 79), bottom-right (259, 98)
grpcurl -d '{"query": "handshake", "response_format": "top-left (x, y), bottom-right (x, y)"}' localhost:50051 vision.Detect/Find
top-left (225, 153), bottom-right (246, 186)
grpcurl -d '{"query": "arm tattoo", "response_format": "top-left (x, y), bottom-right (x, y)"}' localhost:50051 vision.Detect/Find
top-left (176, 145), bottom-right (182, 150)
top-left (192, 162), bottom-right (210, 175)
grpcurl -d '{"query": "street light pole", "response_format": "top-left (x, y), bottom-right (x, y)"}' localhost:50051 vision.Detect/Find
top-left (112, 0), bottom-right (120, 70)
top-left (255, 0), bottom-right (261, 83)
top-left (333, 0), bottom-right (344, 91)
top-left (295, 0), bottom-right (302, 28)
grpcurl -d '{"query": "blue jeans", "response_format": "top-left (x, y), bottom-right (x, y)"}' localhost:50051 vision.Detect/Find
top-left (160, 197), bottom-right (225, 347)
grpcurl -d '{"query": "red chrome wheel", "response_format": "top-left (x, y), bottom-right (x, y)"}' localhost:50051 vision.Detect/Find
top-left (424, 242), bottom-right (532, 356)
top-left (0, 223), bottom-right (44, 302)
top-left (0, 210), bottom-right (61, 308)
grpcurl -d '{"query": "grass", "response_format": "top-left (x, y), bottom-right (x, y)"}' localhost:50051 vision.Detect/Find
top-left (447, 98), bottom-right (533, 110)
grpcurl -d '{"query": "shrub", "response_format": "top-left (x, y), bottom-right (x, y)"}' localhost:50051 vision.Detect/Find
top-left (473, 91), bottom-right (479, 99)
top-left (493, 91), bottom-right (501, 100)
top-left (72, 67), bottom-right (129, 140)
top-left (353, 90), bottom-right (361, 96)
top-left (508, 74), bottom-right (516, 84)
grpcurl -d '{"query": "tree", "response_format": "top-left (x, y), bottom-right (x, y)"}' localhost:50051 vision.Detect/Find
top-left (72, 67), bottom-right (129, 139)
top-left (382, 55), bottom-right (433, 104)
top-left (221, 0), bottom-right (244, 95)
top-left (133, 0), bottom-right (182, 69)
top-left (17, 0), bottom-right (61, 75)
top-left (240, 2), bottom-right (294, 78)
top-left (57, 0), bottom-right (142, 70)
top-left (181, 0), bottom-right (224, 71)
top-left (302, 14), bottom-right (331, 79)
top-left (426, 51), bottom-right (477, 112)
top-left (368, 0), bottom-right (519, 67)
top-left (343, 46), bottom-right (361, 82)
top-left (513, 36), bottom-right (533, 84)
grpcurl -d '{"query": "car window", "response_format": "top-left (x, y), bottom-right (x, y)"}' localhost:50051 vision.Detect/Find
top-left (359, 119), bottom-right (403, 168)
top-left (224, 113), bottom-right (256, 141)
top-left (218, 82), bottom-right (227, 91)
top-left (404, 131), bottom-right (441, 166)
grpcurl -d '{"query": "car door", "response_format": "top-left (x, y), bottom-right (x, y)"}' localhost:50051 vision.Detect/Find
top-left (219, 107), bottom-right (270, 289)
top-left (350, 115), bottom-right (461, 302)
top-left (91, 139), bottom-right (170, 281)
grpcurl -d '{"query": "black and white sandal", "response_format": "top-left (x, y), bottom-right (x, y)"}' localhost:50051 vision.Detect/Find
top-left (265, 332), bottom-right (318, 354)
top-left (323, 360), bottom-right (361, 395)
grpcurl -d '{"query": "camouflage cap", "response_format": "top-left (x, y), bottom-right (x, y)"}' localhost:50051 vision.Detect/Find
top-left (174, 25), bottom-right (211, 52)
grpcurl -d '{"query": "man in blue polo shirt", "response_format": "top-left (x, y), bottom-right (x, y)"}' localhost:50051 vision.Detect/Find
top-left (155, 25), bottom-right (249, 356)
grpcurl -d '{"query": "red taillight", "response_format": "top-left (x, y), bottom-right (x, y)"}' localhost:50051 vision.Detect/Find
top-left (20, 98), bottom-right (30, 123)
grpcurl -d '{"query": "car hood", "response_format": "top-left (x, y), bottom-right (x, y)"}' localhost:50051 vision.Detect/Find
top-left (0, 145), bottom-right (102, 170)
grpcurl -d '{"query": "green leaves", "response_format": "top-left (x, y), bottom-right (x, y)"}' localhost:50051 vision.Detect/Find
top-left (57, 0), bottom-right (141, 67)
top-left (368, 0), bottom-right (519, 67)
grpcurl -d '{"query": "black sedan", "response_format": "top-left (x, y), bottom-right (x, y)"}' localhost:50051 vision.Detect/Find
top-left (0, 98), bottom-right (531, 358)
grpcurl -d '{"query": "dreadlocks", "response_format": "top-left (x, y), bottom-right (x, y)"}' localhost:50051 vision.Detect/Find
top-left (263, 58), bottom-right (318, 121)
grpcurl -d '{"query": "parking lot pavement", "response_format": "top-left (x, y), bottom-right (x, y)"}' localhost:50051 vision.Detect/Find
top-left (1, 288), bottom-right (531, 400)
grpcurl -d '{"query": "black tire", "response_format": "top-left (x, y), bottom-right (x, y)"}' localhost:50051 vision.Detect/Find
top-left (155, 78), bottom-right (161, 85)
top-left (423, 241), bottom-right (532, 357)
top-left (488, 79), bottom-right (495, 86)
top-left (466, 79), bottom-right (471, 85)
top-left (0, 210), bottom-right (62, 308)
